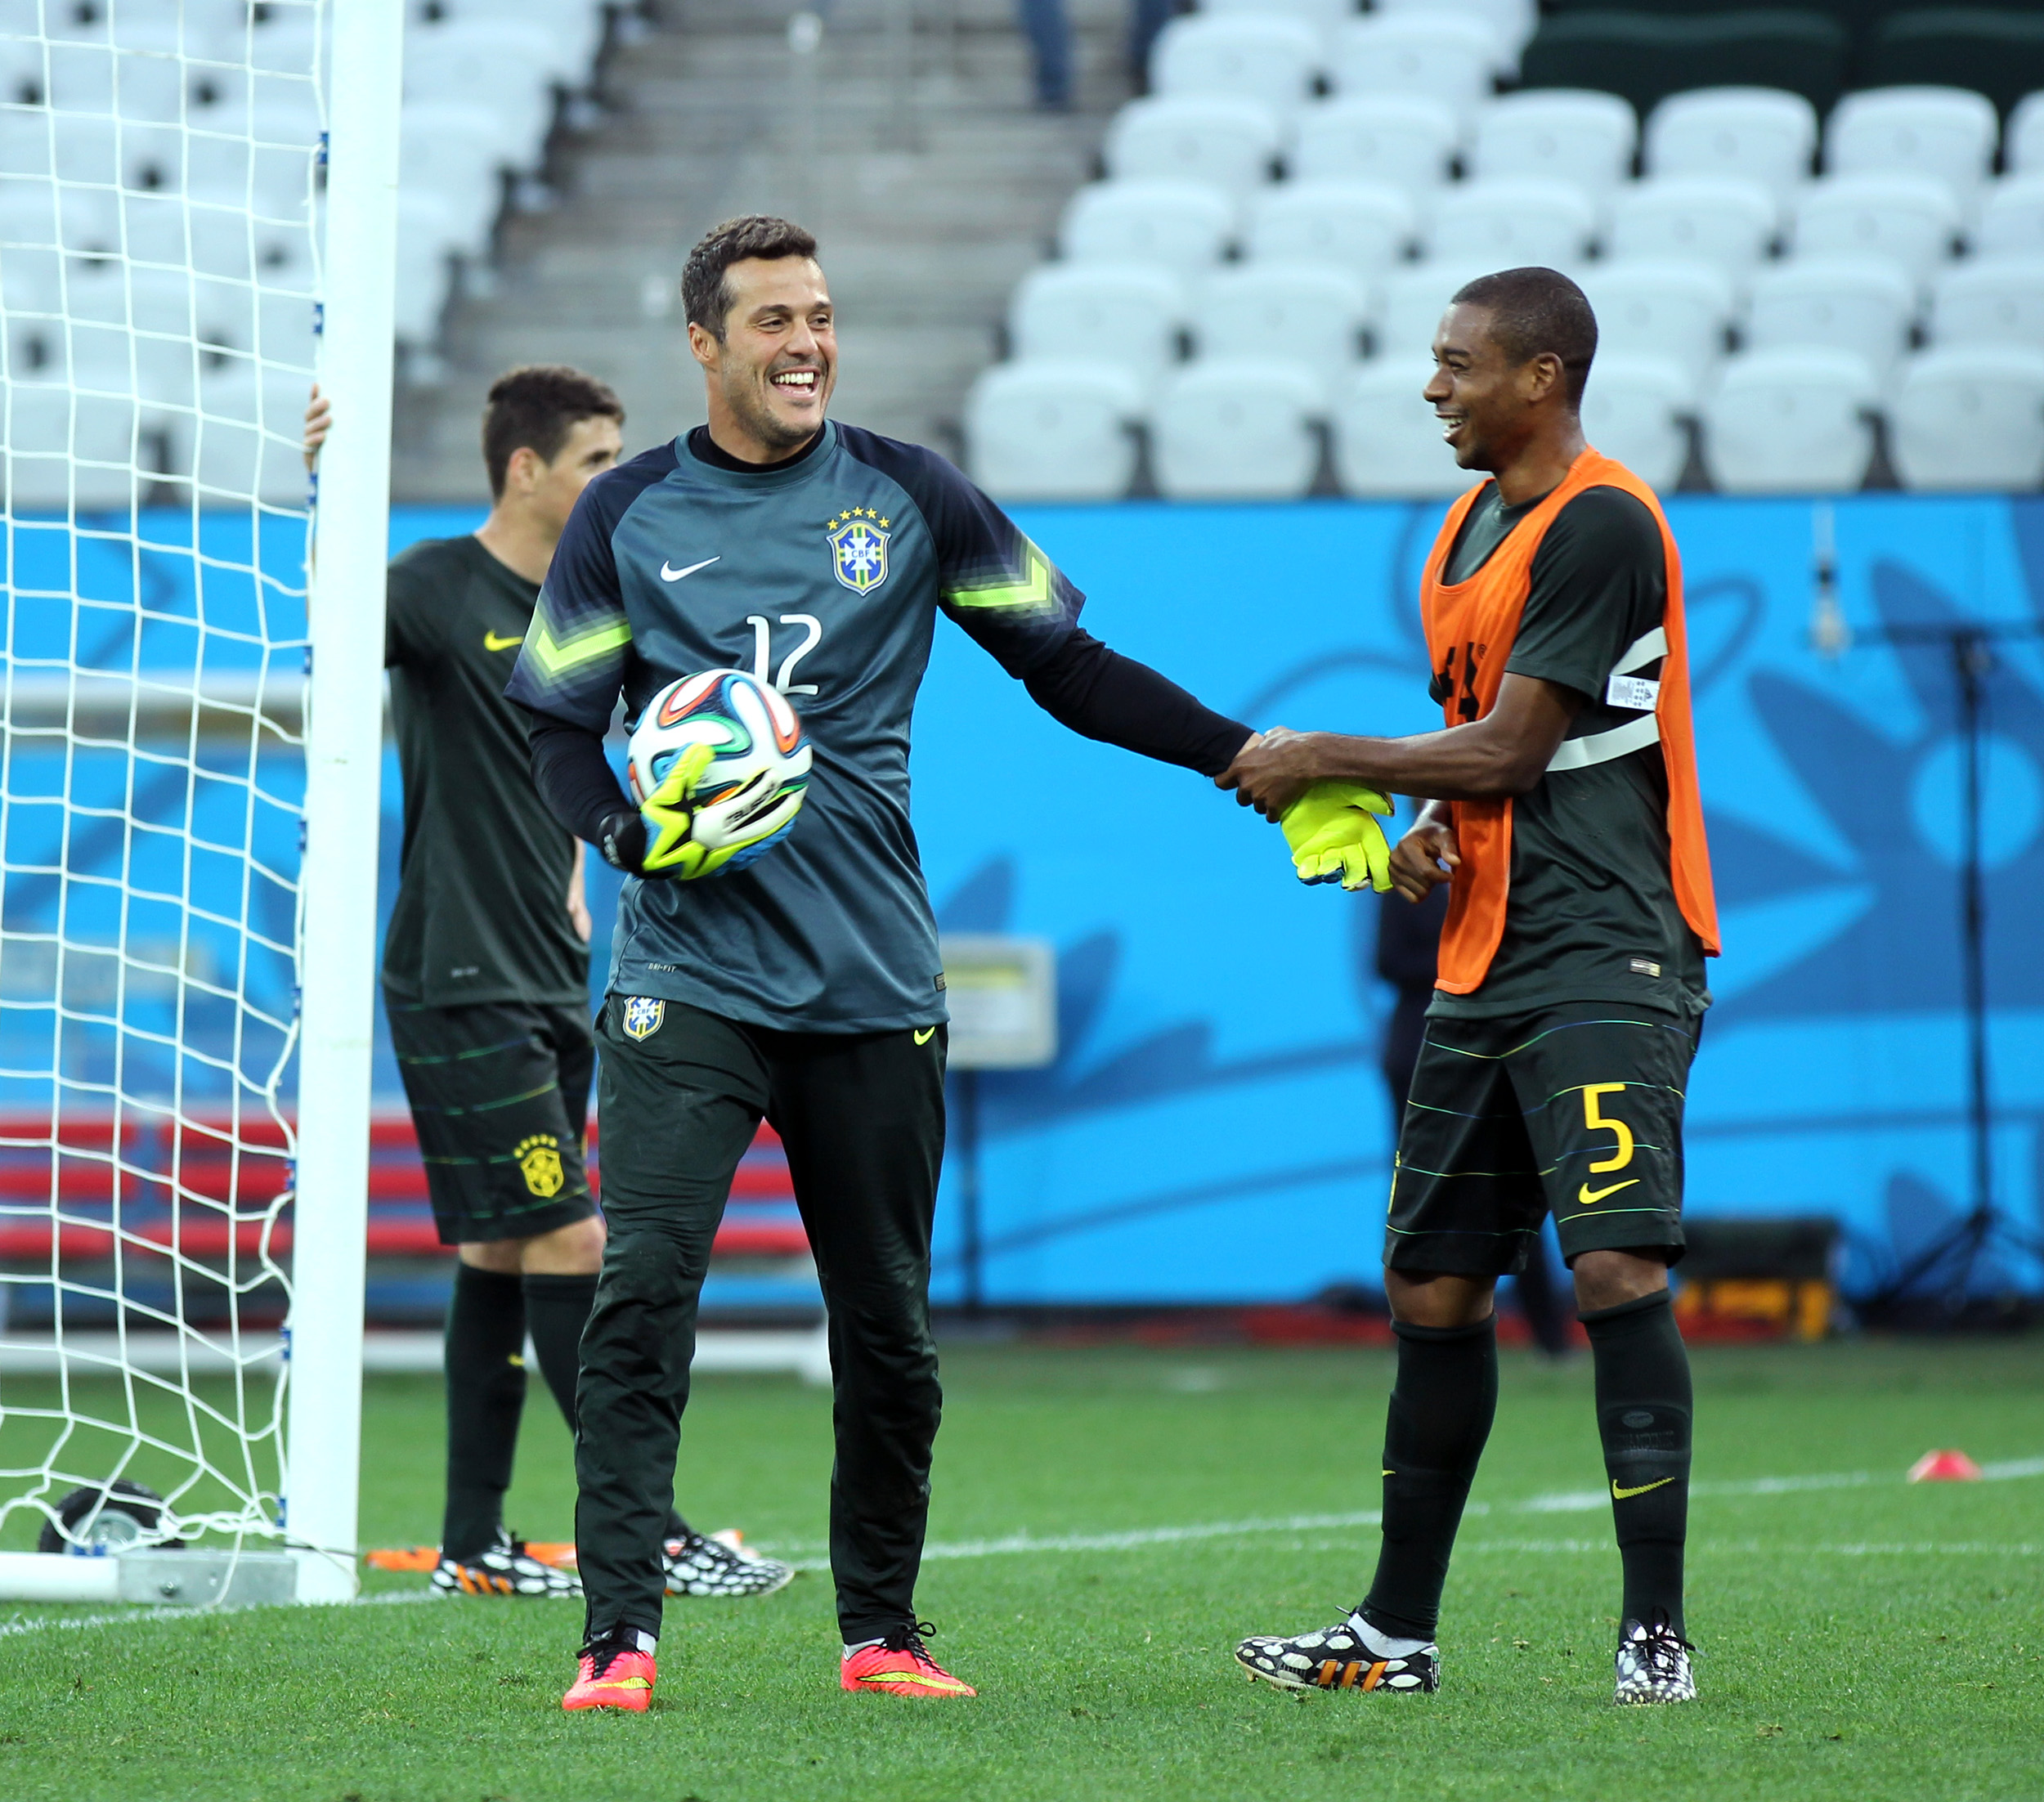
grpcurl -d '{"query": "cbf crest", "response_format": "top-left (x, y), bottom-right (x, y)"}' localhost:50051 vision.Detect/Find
top-left (622, 996), bottom-right (665, 1041)
top-left (827, 509), bottom-right (890, 594)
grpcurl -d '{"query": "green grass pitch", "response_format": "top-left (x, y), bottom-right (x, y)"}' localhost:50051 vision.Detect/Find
top-left (0, 1338), bottom-right (2037, 1802)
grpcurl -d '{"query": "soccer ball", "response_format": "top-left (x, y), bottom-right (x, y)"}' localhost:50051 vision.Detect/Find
top-left (625, 670), bottom-right (812, 878)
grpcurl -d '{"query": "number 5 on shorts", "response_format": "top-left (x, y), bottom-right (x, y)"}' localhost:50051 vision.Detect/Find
top-left (1582, 1083), bottom-right (1634, 1173)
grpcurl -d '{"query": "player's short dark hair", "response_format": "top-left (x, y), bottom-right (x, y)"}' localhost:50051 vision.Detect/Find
top-left (480, 365), bottom-right (624, 499)
top-left (682, 215), bottom-right (819, 342)
top-left (1450, 267), bottom-right (1599, 407)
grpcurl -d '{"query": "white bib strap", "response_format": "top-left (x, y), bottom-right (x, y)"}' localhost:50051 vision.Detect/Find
top-left (1544, 625), bottom-right (1669, 773)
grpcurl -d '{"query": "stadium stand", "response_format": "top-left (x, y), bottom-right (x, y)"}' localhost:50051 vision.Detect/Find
top-left (963, 0), bottom-right (2044, 500)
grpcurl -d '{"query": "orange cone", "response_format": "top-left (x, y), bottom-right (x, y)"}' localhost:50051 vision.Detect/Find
top-left (1907, 1449), bottom-right (1984, 1482)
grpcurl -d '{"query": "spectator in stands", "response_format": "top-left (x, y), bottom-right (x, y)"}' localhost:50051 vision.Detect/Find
top-left (1376, 881), bottom-right (1571, 1358)
top-left (302, 373), bottom-right (794, 1604)
top-left (1015, 0), bottom-right (1187, 109)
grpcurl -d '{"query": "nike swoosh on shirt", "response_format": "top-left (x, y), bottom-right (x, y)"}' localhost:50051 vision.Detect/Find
top-left (1611, 1477), bottom-right (1675, 1500)
top-left (483, 630), bottom-right (524, 651)
top-left (660, 556), bottom-right (720, 583)
top-left (1577, 1178), bottom-right (1641, 1206)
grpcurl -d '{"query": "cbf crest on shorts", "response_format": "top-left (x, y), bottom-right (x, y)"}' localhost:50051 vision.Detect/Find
top-left (827, 509), bottom-right (890, 593)
top-left (622, 996), bottom-right (665, 1041)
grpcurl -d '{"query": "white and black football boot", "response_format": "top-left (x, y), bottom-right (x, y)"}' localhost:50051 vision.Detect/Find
top-left (431, 1529), bottom-right (580, 1598)
top-left (1614, 1613), bottom-right (1697, 1704)
top-left (663, 1527), bottom-right (796, 1598)
top-left (1235, 1611), bottom-right (1440, 1694)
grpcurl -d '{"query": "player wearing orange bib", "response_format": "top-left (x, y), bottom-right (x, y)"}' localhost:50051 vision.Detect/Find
top-left (1221, 267), bottom-right (1719, 1706)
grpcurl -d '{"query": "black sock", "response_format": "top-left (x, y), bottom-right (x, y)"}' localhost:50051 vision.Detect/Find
top-left (1583, 1290), bottom-right (1692, 1638)
top-left (523, 1271), bottom-right (691, 1542)
top-left (1360, 1316), bottom-right (1499, 1642)
top-left (442, 1263), bottom-right (527, 1562)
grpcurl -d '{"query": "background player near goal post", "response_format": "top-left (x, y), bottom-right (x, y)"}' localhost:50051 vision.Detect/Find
top-left (303, 368), bottom-right (791, 1604)
top-left (1220, 267), bottom-right (1720, 1707)
top-left (504, 213), bottom-right (1312, 1710)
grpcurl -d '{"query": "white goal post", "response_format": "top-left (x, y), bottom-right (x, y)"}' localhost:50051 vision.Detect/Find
top-left (0, 0), bottom-right (399, 1605)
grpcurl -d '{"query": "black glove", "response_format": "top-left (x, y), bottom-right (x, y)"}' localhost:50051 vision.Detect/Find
top-left (595, 809), bottom-right (650, 877)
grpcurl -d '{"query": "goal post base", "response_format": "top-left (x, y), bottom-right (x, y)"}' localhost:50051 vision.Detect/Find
top-left (0, 1549), bottom-right (346, 1608)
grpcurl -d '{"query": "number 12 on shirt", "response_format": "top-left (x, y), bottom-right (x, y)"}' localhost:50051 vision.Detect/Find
top-left (746, 613), bottom-right (823, 696)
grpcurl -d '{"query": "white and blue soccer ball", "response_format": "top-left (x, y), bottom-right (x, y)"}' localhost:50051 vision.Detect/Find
top-left (625, 669), bottom-right (812, 876)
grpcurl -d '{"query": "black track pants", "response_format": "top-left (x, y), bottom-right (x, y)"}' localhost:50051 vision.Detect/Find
top-left (575, 996), bottom-right (946, 1646)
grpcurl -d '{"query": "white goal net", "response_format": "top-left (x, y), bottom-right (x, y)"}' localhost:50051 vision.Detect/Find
top-left (0, 0), bottom-right (391, 1592)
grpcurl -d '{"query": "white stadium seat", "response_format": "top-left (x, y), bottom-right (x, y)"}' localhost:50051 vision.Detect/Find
top-left (1288, 94), bottom-right (1460, 200)
top-left (1153, 14), bottom-right (1322, 116)
top-left (1197, 0), bottom-right (1353, 46)
top-left (1581, 352), bottom-right (1694, 493)
top-left (1701, 347), bottom-right (1878, 494)
top-left (1888, 344), bottom-right (2044, 492)
top-left (1106, 95), bottom-right (1284, 197)
top-left (1010, 262), bottom-right (1187, 385)
top-left (2007, 92), bottom-right (2044, 176)
top-left (394, 190), bottom-right (462, 345)
top-left (413, 0), bottom-right (607, 87)
top-left (1191, 261), bottom-right (1369, 369)
top-left (1330, 14), bottom-right (1501, 120)
top-left (1151, 359), bottom-right (1321, 499)
top-left (1374, 0), bottom-right (1536, 62)
top-left (1425, 177), bottom-right (1595, 268)
top-left (1791, 173), bottom-right (1961, 280)
top-left (1470, 90), bottom-right (1638, 194)
top-left (1060, 181), bottom-right (1235, 279)
top-left (1245, 179), bottom-right (1414, 278)
top-left (402, 21), bottom-right (558, 168)
top-left (1825, 87), bottom-right (1998, 203)
top-left (171, 357), bottom-right (317, 506)
top-left (1580, 262), bottom-right (1735, 387)
top-left (1335, 359), bottom-right (1476, 497)
top-left (1744, 257), bottom-right (1916, 373)
top-left (1930, 255), bottom-right (2044, 352)
top-left (966, 361), bottom-right (1144, 502)
top-left (1376, 257), bottom-right (1499, 358)
top-left (1604, 175), bottom-right (1777, 276)
top-left (1645, 87), bottom-right (1818, 199)
top-left (1971, 174), bottom-right (2044, 259)
top-left (400, 105), bottom-right (509, 256)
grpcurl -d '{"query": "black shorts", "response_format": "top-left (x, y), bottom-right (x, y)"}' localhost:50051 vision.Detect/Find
top-left (385, 997), bottom-right (598, 1246)
top-left (1386, 1002), bottom-right (1700, 1277)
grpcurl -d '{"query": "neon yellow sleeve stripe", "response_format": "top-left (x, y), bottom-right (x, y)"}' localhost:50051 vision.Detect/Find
top-left (526, 616), bottom-right (632, 679)
top-left (943, 546), bottom-right (1057, 614)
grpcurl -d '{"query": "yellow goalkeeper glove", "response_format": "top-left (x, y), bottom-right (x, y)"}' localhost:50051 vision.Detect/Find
top-left (1280, 781), bottom-right (1395, 893)
top-left (639, 742), bottom-right (791, 881)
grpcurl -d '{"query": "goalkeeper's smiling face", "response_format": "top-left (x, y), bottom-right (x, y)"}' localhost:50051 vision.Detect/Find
top-left (690, 255), bottom-right (837, 460)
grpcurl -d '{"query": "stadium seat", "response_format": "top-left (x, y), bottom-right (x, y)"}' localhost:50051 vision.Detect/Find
top-left (411, 0), bottom-right (607, 87)
top-left (173, 358), bottom-right (315, 506)
top-left (398, 105), bottom-right (506, 257)
top-left (1196, 0), bottom-right (1352, 47)
top-left (1373, 0), bottom-right (1536, 65)
top-left (1581, 352), bottom-right (1694, 494)
top-left (1971, 173), bottom-right (2044, 258)
top-left (1060, 180), bottom-right (1235, 279)
top-left (1375, 257), bottom-right (1501, 359)
top-left (1424, 177), bottom-right (1596, 268)
top-left (1824, 87), bottom-right (1998, 204)
top-left (2007, 92), bottom-right (2044, 175)
top-left (1522, 12), bottom-right (1847, 123)
top-left (1335, 360), bottom-right (1476, 497)
top-left (1330, 14), bottom-right (1502, 120)
top-left (1106, 95), bottom-right (1284, 197)
top-left (1929, 256), bottom-right (2044, 352)
top-left (1469, 89), bottom-right (1637, 194)
top-left (401, 20), bottom-right (558, 168)
top-left (1151, 359), bottom-right (1322, 499)
top-left (965, 361), bottom-right (1143, 502)
top-left (1745, 258), bottom-right (1916, 373)
top-left (1152, 14), bottom-right (1323, 116)
top-left (1604, 174), bottom-right (1777, 276)
top-left (1701, 347), bottom-right (1878, 494)
top-left (1580, 262), bottom-right (1735, 388)
top-left (1790, 173), bottom-right (1961, 280)
top-left (1191, 261), bottom-right (1370, 369)
top-left (1009, 262), bottom-right (1187, 386)
top-left (1287, 93), bottom-right (1460, 200)
top-left (1888, 343), bottom-right (2044, 492)
top-left (1244, 179), bottom-right (1414, 279)
top-left (3, 381), bottom-right (148, 511)
top-left (1643, 87), bottom-right (1820, 199)
top-left (1861, 10), bottom-right (2044, 125)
